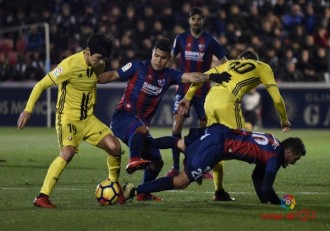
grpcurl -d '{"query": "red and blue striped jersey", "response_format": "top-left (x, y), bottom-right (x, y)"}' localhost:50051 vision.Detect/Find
top-left (172, 31), bottom-right (227, 97)
top-left (223, 128), bottom-right (283, 174)
top-left (116, 60), bottom-right (182, 125)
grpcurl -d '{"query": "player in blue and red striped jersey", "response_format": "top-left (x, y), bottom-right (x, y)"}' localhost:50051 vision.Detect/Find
top-left (97, 38), bottom-right (231, 201)
top-left (166, 7), bottom-right (230, 200)
top-left (124, 123), bottom-right (306, 204)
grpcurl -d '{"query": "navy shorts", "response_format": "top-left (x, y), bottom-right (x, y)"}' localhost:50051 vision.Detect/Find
top-left (173, 93), bottom-right (206, 120)
top-left (110, 110), bottom-right (162, 161)
top-left (184, 124), bottom-right (227, 182)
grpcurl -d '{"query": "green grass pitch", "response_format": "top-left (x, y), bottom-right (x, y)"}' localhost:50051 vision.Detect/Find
top-left (0, 127), bottom-right (329, 231)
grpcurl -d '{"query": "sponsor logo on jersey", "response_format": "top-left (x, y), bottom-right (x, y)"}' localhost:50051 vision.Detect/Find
top-left (53, 67), bottom-right (63, 77)
top-left (142, 82), bottom-right (162, 95)
top-left (184, 51), bottom-right (204, 61)
top-left (121, 62), bottom-right (132, 72)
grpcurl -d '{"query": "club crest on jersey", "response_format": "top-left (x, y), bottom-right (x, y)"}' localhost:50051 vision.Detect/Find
top-left (158, 79), bottom-right (165, 87)
top-left (198, 44), bottom-right (205, 51)
top-left (53, 67), bottom-right (63, 78)
top-left (121, 62), bottom-right (132, 72)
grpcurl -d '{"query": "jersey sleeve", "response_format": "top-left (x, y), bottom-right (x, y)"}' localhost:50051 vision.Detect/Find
top-left (267, 87), bottom-right (289, 122)
top-left (117, 60), bottom-right (138, 82)
top-left (172, 34), bottom-right (181, 57)
top-left (210, 36), bottom-right (227, 60)
top-left (260, 63), bottom-right (288, 122)
top-left (25, 75), bottom-right (55, 113)
top-left (47, 60), bottom-right (74, 84)
top-left (261, 157), bottom-right (281, 204)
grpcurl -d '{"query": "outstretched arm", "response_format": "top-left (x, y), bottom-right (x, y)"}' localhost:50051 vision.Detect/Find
top-left (97, 70), bottom-right (120, 83)
top-left (17, 76), bottom-right (54, 129)
top-left (266, 86), bottom-right (291, 133)
top-left (181, 72), bottom-right (231, 84)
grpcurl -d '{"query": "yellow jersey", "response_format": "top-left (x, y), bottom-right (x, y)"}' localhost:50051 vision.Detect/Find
top-left (25, 51), bottom-right (105, 120)
top-left (185, 59), bottom-right (288, 122)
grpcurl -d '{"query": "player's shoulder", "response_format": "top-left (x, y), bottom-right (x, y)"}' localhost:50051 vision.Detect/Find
top-left (61, 52), bottom-right (81, 66)
top-left (201, 31), bottom-right (214, 38)
top-left (54, 52), bottom-right (82, 75)
top-left (179, 31), bottom-right (192, 39)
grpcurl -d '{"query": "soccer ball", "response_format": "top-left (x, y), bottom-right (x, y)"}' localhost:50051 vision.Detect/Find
top-left (95, 179), bottom-right (122, 206)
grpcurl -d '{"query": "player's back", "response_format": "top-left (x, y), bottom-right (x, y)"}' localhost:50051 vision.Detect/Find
top-left (208, 59), bottom-right (276, 100)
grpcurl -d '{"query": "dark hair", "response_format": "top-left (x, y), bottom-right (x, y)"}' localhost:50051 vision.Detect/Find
top-left (238, 50), bottom-right (259, 61)
top-left (86, 33), bottom-right (113, 58)
top-left (189, 7), bottom-right (204, 18)
top-left (153, 38), bottom-right (172, 54)
top-left (281, 137), bottom-right (306, 156)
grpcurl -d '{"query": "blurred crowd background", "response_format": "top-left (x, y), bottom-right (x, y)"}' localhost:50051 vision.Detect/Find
top-left (0, 0), bottom-right (329, 83)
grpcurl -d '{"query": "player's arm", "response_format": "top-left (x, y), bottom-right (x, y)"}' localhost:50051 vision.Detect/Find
top-left (261, 171), bottom-right (281, 204)
top-left (266, 85), bottom-right (291, 132)
top-left (251, 165), bottom-right (269, 203)
top-left (17, 75), bottom-right (54, 129)
top-left (97, 70), bottom-right (120, 83)
top-left (181, 70), bottom-right (231, 84)
top-left (166, 51), bottom-right (177, 68)
top-left (251, 165), bottom-right (281, 204)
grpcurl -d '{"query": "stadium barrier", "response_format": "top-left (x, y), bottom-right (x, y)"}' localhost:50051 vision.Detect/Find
top-left (0, 82), bottom-right (329, 129)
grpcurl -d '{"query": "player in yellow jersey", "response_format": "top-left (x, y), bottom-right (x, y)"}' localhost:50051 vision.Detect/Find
top-left (179, 50), bottom-right (291, 201)
top-left (17, 33), bottom-right (123, 208)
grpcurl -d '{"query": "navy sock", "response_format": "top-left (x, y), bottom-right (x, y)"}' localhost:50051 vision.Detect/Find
top-left (128, 132), bottom-right (145, 158)
top-left (137, 177), bottom-right (174, 194)
top-left (143, 166), bottom-right (161, 183)
top-left (172, 132), bottom-right (182, 170)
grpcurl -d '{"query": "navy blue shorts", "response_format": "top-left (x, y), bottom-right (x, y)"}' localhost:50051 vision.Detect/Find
top-left (110, 110), bottom-right (162, 161)
top-left (184, 124), bottom-right (227, 182)
top-left (173, 93), bottom-right (206, 120)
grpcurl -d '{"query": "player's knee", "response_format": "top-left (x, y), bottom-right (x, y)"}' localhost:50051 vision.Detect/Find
top-left (60, 146), bottom-right (76, 162)
top-left (135, 126), bottom-right (149, 135)
top-left (101, 135), bottom-right (122, 156)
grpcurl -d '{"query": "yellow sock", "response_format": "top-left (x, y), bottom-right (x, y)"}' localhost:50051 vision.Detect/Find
top-left (40, 156), bottom-right (67, 196)
top-left (107, 155), bottom-right (121, 182)
top-left (212, 161), bottom-right (224, 191)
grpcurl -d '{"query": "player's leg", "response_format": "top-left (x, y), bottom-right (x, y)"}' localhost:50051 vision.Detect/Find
top-left (34, 117), bottom-right (82, 208)
top-left (134, 170), bottom-right (191, 200)
top-left (166, 113), bottom-right (184, 177)
top-left (205, 88), bottom-right (236, 201)
top-left (110, 110), bottom-right (151, 174)
top-left (85, 116), bottom-right (122, 182)
top-left (195, 96), bottom-right (213, 180)
top-left (167, 93), bottom-right (187, 177)
top-left (137, 139), bottom-right (164, 201)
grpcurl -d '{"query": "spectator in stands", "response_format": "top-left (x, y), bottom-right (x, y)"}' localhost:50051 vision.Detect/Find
top-left (0, 0), bottom-right (329, 82)
top-left (279, 60), bottom-right (304, 82)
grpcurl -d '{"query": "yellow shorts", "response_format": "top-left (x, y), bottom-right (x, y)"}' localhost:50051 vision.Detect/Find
top-left (205, 87), bottom-right (245, 129)
top-left (56, 114), bottom-right (112, 149)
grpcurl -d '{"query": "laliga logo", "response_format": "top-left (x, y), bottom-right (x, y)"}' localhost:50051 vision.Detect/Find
top-left (281, 194), bottom-right (296, 211)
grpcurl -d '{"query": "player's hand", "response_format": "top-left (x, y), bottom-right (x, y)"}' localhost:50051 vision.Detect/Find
top-left (209, 72), bottom-right (231, 84)
top-left (178, 98), bottom-right (190, 115)
top-left (281, 120), bottom-right (291, 133)
top-left (17, 111), bottom-right (31, 130)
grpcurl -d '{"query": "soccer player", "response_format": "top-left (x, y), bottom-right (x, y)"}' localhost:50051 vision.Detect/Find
top-left (166, 7), bottom-right (229, 196)
top-left (127, 123), bottom-right (306, 204)
top-left (17, 33), bottom-right (123, 208)
top-left (179, 50), bottom-right (291, 202)
top-left (97, 37), bottom-right (230, 201)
